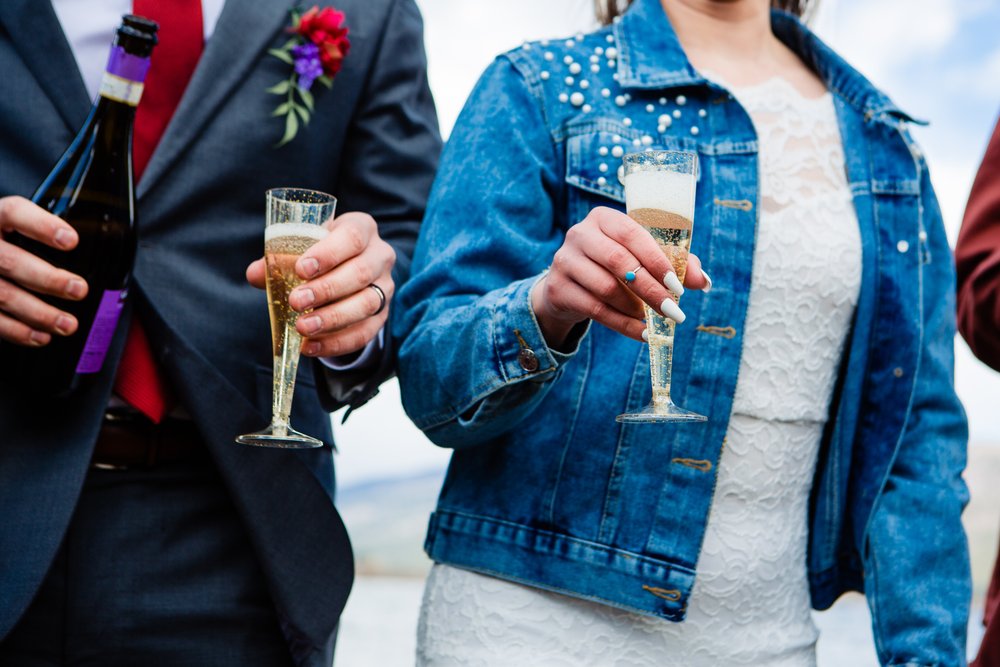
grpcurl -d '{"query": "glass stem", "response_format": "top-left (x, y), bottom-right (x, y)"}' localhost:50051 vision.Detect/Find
top-left (272, 320), bottom-right (302, 435)
top-left (643, 303), bottom-right (679, 407)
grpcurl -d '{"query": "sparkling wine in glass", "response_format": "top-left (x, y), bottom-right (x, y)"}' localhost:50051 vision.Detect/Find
top-left (617, 151), bottom-right (707, 424)
top-left (237, 188), bottom-right (335, 448)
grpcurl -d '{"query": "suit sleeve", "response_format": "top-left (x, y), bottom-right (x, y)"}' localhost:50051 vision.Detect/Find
top-left (956, 115), bottom-right (1000, 370)
top-left (314, 0), bottom-right (442, 413)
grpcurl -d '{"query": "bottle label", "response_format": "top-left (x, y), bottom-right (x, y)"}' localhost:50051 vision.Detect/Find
top-left (99, 46), bottom-right (150, 106)
top-left (75, 290), bottom-right (127, 374)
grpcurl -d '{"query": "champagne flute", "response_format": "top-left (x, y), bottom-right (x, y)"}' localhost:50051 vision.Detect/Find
top-left (237, 188), bottom-right (335, 448)
top-left (617, 151), bottom-right (707, 423)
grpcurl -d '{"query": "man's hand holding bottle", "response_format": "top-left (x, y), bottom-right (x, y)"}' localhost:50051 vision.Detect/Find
top-left (0, 196), bottom-right (86, 347)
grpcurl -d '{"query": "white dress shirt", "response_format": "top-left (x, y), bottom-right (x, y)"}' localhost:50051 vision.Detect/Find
top-left (51, 0), bottom-right (226, 101)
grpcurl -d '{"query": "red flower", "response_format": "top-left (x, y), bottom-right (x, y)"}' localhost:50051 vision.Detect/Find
top-left (295, 6), bottom-right (351, 77)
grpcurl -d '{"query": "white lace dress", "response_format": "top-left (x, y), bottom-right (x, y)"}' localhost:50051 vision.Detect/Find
top-left (417, 77), bottom-right (862, 667)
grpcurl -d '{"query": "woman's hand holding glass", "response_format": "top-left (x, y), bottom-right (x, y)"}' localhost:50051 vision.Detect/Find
top-left (246, 210), bottom-right (396, 357)
top-left (530, 205), bottom-right (709, 348)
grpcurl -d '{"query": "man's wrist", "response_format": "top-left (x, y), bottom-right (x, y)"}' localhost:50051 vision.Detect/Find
top-left (319, 327), bottom-right (384, 371)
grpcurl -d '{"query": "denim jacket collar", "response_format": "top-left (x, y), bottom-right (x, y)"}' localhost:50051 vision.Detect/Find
top-left (613, 0), bottom-right (706, 89)
top-left (614, 0), bottom-right (919, 124)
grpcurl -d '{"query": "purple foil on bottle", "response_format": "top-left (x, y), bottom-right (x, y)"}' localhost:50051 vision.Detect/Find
top-left (75, 289), bottom-right (126, 374)
top-left (106, 46), bottom-right (151, 83)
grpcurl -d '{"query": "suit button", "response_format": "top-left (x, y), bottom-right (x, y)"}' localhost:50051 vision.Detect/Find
top-left (518, 348), bottom-right (539, 372)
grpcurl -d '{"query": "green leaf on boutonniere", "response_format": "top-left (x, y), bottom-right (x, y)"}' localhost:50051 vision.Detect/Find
top-left (316, 75), bottom-right (334, 90)
top-left (276, 110), bottom-right (299, 147)
top-left (296, 85), bottom-right (315, 112)
top-left (294, 103), bottom-right (311, 125)
top-left (266, 80), bottom-right (291, 95)
top-left (268, 48), bottom-right (293, 64)
top-left (271, 102), bottom-right (292, 116)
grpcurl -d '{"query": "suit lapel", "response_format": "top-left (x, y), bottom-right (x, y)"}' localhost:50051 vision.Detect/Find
top-left (0, 0), bottom-right (91, 134)
top-left (137, 0), bottom-right (294, 198)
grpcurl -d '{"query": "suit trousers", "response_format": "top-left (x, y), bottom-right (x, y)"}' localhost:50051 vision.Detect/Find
top-left (0, 451), bottom-right (295, 667)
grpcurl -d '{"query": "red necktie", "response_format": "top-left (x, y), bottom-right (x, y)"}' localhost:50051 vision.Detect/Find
top-left (114, 0), bottom-right (204, 423)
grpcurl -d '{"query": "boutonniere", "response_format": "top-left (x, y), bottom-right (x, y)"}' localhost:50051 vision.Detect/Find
top-left (267, 6), bottom-right (351, 146)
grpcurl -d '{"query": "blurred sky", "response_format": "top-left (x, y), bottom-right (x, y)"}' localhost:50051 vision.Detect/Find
top-left (333, 0), bottom-right (1000, 487)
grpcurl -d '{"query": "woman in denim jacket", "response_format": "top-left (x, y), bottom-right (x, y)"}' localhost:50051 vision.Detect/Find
top-left (395, 0), bottom-right (970, 664)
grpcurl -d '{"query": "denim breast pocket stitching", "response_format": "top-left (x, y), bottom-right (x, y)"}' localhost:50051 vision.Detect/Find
top-left (563, 119), bottom-right (690, 204)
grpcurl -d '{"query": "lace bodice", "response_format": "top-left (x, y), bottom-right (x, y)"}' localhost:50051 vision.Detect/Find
top-left (417, 78), bottom-right (861, 666)
top-left (730, 77), bottom-right (861, 423)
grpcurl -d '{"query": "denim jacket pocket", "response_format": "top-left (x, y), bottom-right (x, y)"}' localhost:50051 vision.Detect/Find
top-left (563, 118), bottom-right (691, 223)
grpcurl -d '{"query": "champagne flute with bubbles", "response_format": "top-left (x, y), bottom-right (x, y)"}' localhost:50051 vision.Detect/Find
top-left (237, 188), bottom-right (335, 448)
top-left (617, 151), bottom-right (707, 423)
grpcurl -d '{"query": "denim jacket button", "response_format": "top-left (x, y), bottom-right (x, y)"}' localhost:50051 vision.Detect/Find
top-left (518, 348), bottom-right (540, 372)
top-left (897, 240), bottom-right (910, 253)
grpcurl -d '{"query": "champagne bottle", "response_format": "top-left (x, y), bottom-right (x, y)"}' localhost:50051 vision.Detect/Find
top-left (4, 16), bottom-right (157, 396)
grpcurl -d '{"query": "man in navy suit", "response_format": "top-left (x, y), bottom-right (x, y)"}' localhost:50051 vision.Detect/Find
top-left (0, 0), bottom-right (440, 664)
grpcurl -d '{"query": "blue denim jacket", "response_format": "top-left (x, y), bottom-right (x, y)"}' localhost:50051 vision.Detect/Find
top-left (395, 1), bottom-right (970, 663)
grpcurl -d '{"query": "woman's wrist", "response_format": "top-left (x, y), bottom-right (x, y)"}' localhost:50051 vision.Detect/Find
top-left (531, 276), bottom-right (583, 350)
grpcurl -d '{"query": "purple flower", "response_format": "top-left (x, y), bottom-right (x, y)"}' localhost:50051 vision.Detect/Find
top-left (292, 42), bottom-right (323, 91)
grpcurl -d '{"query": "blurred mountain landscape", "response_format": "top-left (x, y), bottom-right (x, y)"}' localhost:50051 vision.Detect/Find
top-left (963, 443), bottom-right (1000, 601)
top-left (339, 468), bottom-right (444, 577)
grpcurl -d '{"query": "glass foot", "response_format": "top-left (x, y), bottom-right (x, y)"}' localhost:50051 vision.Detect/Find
top-left (616, 402), bottom-right (707, 424)
top-left (235, 424), bottom-right (323, 449)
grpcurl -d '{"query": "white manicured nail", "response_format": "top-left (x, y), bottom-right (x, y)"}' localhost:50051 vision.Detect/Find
top-left (663, 271), bottom-right (684, 297)
top-left (701, 269), bottom-right (713, 293)
top-left (641, 329), bottom-right (649, 342)
top-left (660, 298), bottom-right (686, 324)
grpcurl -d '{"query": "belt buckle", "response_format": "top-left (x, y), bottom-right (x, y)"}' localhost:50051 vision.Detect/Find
top-left (91, 461), bottom-right (131, 471)
top-left (91, 410), bottom-right (144, 471)
top-left (103, 409), bottom-right (137, 423)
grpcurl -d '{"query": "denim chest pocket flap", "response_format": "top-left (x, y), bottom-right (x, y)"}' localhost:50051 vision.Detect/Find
top-left (564, 118), bottom-right (693, 206)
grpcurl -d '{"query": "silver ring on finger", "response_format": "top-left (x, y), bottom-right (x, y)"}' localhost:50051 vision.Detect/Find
top-left (368, 283), bottom-right (386, 316)
top-left (623, 266), bottom-right (643, 283)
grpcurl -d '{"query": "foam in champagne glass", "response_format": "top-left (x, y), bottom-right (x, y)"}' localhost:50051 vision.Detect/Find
top-left (623, 169), bottom-right (696, 219)
top-left (265, 222), bottom-right (329, 242)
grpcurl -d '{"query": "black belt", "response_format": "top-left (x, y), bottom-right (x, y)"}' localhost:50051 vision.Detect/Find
top-left (91, 411), bottom-right (206, 470)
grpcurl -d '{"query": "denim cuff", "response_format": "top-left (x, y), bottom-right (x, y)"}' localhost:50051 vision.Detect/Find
top-left (494, 273), bottom-right (589, 384)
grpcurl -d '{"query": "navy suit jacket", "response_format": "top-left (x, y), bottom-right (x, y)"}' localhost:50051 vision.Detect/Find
top-left (0, 0), bottom-right (440, 664)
